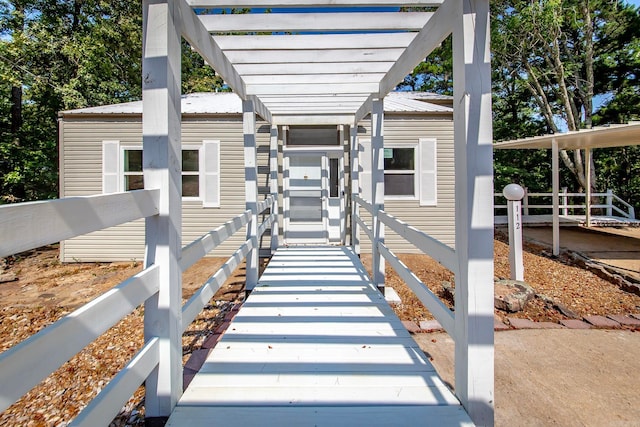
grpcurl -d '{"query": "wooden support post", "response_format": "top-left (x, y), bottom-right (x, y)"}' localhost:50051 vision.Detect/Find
top-left (562, 187), bottom-right (568, 216)
top-left (452, 0), bottom-right (495, 425)
top-left (522, 187), bottom-right (529, 216)
top-left (244, 100), bottom-right (259, 291)
top-left (270, 125), bottom-right (279, 254)
top-left (371, 99), bottom-right (385, 292)
top-left (552, 140), bottom-right (560, 256)
top-left (142, 0), bottom-right (182, 418)
top-left (606, 189), bottom-right (613, 217)
top-left (350, 124), bottom-right (360, 256)
top-left (585, 148), bottom-right (592, 227)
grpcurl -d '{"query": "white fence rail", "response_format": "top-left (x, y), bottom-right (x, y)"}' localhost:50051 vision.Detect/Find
top-left (0, 193), bottom-right (276, 424)
top-left (0, 190), bottom-right (160, 258)
top-left (353, 195), bottom-right (457, 338)
top-left (494, 189), bottom-right (635, 219)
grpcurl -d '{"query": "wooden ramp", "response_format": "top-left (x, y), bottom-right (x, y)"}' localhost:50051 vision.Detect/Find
top-left (167, 246), bottom-right (473, 426)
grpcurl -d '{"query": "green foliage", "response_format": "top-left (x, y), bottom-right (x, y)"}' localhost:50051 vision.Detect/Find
top-left (0, 0), bottom-right (226, 203)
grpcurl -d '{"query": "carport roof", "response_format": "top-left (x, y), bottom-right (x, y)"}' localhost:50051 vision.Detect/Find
top-left (493, 123), bottom-right (640, 151)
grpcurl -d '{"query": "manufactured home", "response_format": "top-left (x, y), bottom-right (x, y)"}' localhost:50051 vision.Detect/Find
top-left (58, 91), bottom-right (455, 262)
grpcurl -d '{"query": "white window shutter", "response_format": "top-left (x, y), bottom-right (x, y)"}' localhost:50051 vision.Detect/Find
top-left (102, 140), bottom-right (119, 193)
top-left (202, 140), bottom-right (220, 208)
top-left (359, 139), bottom-right (372, 202)
top-left (419, 138), bottom-right (437, 206)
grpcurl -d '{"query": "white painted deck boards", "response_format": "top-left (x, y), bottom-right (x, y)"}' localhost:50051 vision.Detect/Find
top-left (167, 246), bottom-right (473, 426)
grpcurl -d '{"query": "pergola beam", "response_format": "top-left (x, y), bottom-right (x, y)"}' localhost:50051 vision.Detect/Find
top-left (198, 12), bottom-right (433, 33)
top-left (176, 0), bottom-right (272, 123)
top-left (378, 0), bottom-right (455, 96)
top-left (224, 48), bottom-right (404, 64)
top-left (272, 114), bottom-right (356, 125)
top-left (243, 74), bottom-right (385, 85)
top-left (189, 0), bottom-right (442, 6)
top-left (235, 62), bottom-right (393, 75)
top-left (247, 83), bottom-right (380, 96)
top-left (214, 33), bottom-right (418, 50)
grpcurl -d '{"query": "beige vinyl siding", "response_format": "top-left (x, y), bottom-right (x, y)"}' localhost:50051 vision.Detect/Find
top-left (60, 116), bottom-right (271, 262)
top-left (355, 114), bottom-right (455, 254)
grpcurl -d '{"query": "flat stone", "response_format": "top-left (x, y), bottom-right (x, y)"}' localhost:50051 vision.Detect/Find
top-left (560, 319), bottom-right (592, 329)
top-left (584, 315), bottom-right (620, 328)
top-left (607, 315), bottom-right (640, 326)
top-left (494, 317), bottom-right (511, 330)
top-left (0, 272), bottom-right (17, 283)
top-left (401, 320), bottom-right (421, 334)
top-left (184, 348), bottom-right (211, 372)
top-left (494, 280), bottom-right (535, 312)
top-left (384, 287), bottom-right (402, 304)
top-left (419, 319), bottom-right (443, 332)
top-left (536, 322), bottom-right (565, 329)
top-left (507, 317), bottom-right (537, 329)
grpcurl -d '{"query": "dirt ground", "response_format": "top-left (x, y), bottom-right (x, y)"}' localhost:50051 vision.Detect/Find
top-left (1, 230), bottom-right (640, 425)
top-left (414, 329), bottom-right (640, 427)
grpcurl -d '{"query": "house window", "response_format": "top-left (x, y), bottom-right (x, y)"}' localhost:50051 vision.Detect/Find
top-left (359, 138), bottom-right (436, 206)
top-left (123, 150), bottom-right (144, 191)
top-left (384, 147), bottom-right (416, 197)
top-left (121, 148), bottom-right (201, 197)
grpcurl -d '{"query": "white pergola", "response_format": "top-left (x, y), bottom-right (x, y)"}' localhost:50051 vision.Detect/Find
top-left (142, 0), bottom-right (494, 425)
top-left (495, 123), bottom-right (640, 256)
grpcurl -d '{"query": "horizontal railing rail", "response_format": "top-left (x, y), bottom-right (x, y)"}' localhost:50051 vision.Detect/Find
top-left (494, 190), bottom-right (635, 219)
top-left (69, 337), bottom-right (160, 427)
top-left (378, 243), bottom-right (455, 335)
top-left (0, 264), bottom-right (160, 413)
top-left (0, 192), bottom-right (277, 425)
top-left (0, 190), bottom-right (160, 258)
top-left (353, 194), bottom-right (457, 341)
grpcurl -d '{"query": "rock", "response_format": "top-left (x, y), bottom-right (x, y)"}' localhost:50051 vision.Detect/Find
top-left (494, 279), bottom-right (535, 312)
top-left (441, 281), bottom-right (454, 299)
top-left (0, 272), bottom-right (17, 283)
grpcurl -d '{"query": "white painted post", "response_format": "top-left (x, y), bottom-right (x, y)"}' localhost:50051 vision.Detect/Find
top-left (270, 125), bottom-right (279, 253)
top-left (503, 184), bottom-right (525, 281)
top-left (452, 0), bottom-right (495, 425)
top-left (142, 0), bottom-right (182, 418)
top-left (552, 140), bottom-right (560, 256)
top-left (371, 99), bottom-right (385, 292)
top-left (522, 187), bottom-right (529, 215)
top-left (606, 189), bottom-right (613, 217)
top-left (585, 148), bottom-right (592, 227)
top-left (561, 187), bottom-right (568, 216)
top-left (244, 100), bottom-right (259, 291)
top-left (350, 124), bottom-right (360, 256)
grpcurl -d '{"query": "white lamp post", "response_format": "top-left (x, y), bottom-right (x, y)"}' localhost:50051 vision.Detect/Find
top-left (503, 183), bottom-right (525, 281)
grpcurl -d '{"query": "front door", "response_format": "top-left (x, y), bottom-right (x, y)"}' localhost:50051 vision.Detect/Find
top-left (284, 151), bottom-right (344, 245)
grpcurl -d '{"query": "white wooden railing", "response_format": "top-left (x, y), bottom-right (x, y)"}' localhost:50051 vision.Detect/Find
top-left (0, 192), bottom-right (276, 425)
top-left (494, 189), bottom-right (635, 220)
top-left (353, 195), bottom-right (457, 337)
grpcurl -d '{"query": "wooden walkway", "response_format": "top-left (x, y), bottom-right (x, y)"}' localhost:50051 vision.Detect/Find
top-left (167, 246), bottom-right (473, 426)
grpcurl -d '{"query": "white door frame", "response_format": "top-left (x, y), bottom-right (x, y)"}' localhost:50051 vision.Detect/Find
top-left (283, 146), bottom-right (345, 245)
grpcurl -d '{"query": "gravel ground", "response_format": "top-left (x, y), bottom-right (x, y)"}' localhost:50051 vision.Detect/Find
top-left (1, 235), bottom-right (639, 426)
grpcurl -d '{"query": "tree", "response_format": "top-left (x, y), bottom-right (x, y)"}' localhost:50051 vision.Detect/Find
top-left (491, 0), bottom-right (640, 195)
top-left (0, 0), bottom-right (227, 203)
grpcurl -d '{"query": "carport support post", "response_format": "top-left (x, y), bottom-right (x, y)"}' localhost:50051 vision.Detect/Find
top-left (452, 0), bottom-right (495, 425)
top-left (244, 100), bottom-right (259, 291)
top-left (270, 125), bottom-right (279, 253)
top-left (142, 0), bottom-right (183, 418)
top-left (552, 140), bottom-right (560, 256)
top-left (585, 148), bottom-right (592, 227)
top-left (371, 99), bottom-right (385, 292)
top-left (350, 124), bottom-right (360, 256)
